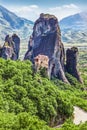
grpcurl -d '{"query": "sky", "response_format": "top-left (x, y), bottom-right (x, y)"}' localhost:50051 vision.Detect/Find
top-left (0, 0), bottom-right (87, 21)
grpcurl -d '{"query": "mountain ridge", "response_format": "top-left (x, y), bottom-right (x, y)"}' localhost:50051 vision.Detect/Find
top-left (59, 12), bottom-right (87, 43)
top-left (0, 5), bottom-right (87, 44)
top-left (0, 5), bottom-right (33, 44)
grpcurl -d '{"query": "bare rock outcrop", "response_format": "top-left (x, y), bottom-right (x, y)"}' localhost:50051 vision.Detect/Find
top-left (24, 13), bottom-right (69, 83)
top-left (66, 47), bottom-right (83, 83)
top-left (0, 34), bottom-right (20, 60)
top-left (12, 34), bottom-right (20, 59)
top-left (1, 46), bottom-right (15, 60)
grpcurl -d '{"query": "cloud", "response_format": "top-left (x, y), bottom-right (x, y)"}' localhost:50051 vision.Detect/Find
top-left (8, 5), bottom-right (40, 21)
top-left (8, 4), bottom-right (81, 21)
top-left (63, 4), bottom-right (79, 9)
top-left (49, 4), bottom-right (79, 11)
top-left (29, 5), bottom-right (39, 8)
top-left (48, 4), bottom-right (81, 21)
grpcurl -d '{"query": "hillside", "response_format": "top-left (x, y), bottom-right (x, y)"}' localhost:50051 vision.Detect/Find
top-left (0, 57), bottom-right (87, 130)
top-left (0, 5), bottom-right (33, 44)
top-left (59, 12), bottom-right (87, 44)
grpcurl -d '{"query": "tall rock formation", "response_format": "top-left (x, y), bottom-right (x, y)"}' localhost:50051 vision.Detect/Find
top-left (12, 34), bottom-right (20, 59)
top-left (66, 47), bottom-right (83, 83)
top-left (24, 13), bottom-right (69, 83)
top-left (0, 34), bottom-right (20, 60)
top-left (1, 46), bottom-right (15, 60)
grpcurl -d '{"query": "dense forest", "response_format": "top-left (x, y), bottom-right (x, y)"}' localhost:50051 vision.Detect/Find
top-left (0, 53), bottom-right (87, 130)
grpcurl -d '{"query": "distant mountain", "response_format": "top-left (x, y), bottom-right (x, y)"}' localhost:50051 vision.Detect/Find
top-left (0, 5), bottom-right (33, 44)
top-left (0, 5), bottom-right (87, 45)
top-left (59, 12), bottom-right (87, 44)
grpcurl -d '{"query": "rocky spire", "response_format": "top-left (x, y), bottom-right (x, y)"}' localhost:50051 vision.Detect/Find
top-left (66, 47), bottom-right (83, 83)
top-left (24, 13), bottom-right (69, 83)
top-left (0, 34), bottom-right (20, 60)
top-left (12, 34), bottom-right (20, 59)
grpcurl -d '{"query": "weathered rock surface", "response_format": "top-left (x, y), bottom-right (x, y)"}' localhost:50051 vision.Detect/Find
top-left (24, 13), bottom-right (69, 83)
top-left (12, 34), bottom-right (20, 59)
top-left (1, 46), bottom-right (15, 60)
top-left (0, 34), bottom-right (20, 60)
top-left (66, 47), bottom-right (83, 83)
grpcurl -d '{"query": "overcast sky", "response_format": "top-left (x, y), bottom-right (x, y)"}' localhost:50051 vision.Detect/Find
top-left (0, 0), bottom-right (87, 21)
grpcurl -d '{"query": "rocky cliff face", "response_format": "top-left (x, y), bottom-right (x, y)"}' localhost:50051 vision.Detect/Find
top-left (24, 13), bottom-right (69, 83)
top-left (0, 34), bottom-right (20, 60)
top-left (66, 47), bottom-right (83, 83)
top-left (12, 34), bottom-right (20, 59)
